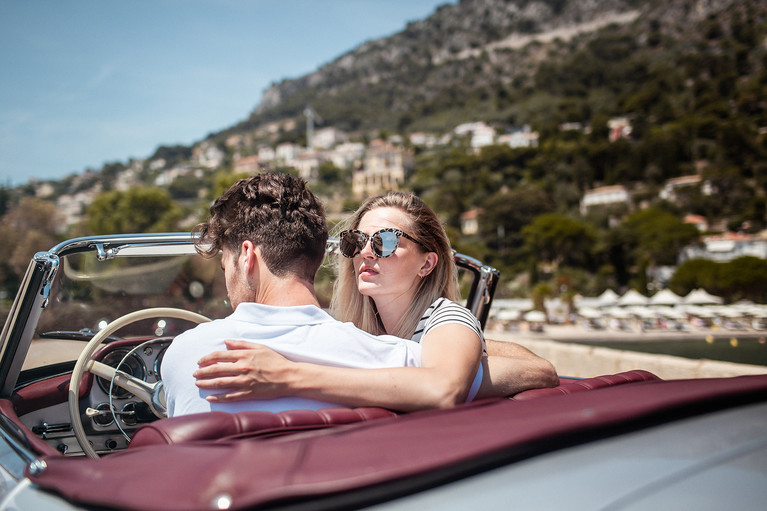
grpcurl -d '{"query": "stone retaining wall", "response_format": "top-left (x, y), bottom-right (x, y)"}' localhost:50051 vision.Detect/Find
top-left (489, 334), bottom-right (767, 380)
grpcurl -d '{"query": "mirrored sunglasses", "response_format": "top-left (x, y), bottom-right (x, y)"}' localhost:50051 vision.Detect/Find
top-left (339, 228), bottom-right (424, 258)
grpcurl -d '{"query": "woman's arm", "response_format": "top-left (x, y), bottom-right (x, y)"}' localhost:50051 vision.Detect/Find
top-left (193, 323), bottom-right (482, 412)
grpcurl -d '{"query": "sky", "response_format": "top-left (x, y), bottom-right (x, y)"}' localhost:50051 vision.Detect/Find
top-left (0, 0), bottom-right (454, 186)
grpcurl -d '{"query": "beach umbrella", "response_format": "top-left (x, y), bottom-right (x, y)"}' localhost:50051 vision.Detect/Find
top-left (577, 307), bottom-right (602, 319)
top-left (651, 305), bottom-right (685, 319)
top-left (605, 306), bottom-right (632, 319)
top-left (626, 305), bottom-right (655, 318)
top-left (617, 289), bottom-right (649, 306)
top-left (596, 289), bottom-right (620, 307)
top-left (523, 310), bottom-right (546, 322)
top-left (649, 289), bottom-right (683, 306)
top-left (684, 288), bottom-right (724, 305)
top-left (496, 309), bottom-right (520, 321)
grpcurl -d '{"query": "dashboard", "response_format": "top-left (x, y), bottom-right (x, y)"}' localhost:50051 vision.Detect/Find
top-left (19, 337), bottom-right (172, 456)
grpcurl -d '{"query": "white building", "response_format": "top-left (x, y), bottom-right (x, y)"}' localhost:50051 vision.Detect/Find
top-left (327, 142), bottom-right (365, 170)
top-left (454, 122), bottom-right (496, 149)
top-left (460, 209), bottom-right (482, 235)
top-left (56, 187), bottom-right (102, 230)
top-left (312, 127), bottom-right (348, 150)
top-left (497, 126), bottom-right (539, 148)
top-left (275, 143), bottom-right (302, 164)
top-left (580, 185), bottom-right (631, 215)
top-left (409, 132), bottom-right (439, 147)
top-left (679, 233), bottom-right (767, 263)
top-left (257, 146), bottom-right (276, 163)
top-left (659, 175), bottom-right (713, 201)
top-left (192, 142), bottom-right (224, 169)
top-left (292, 152), bottom-right (325, 182)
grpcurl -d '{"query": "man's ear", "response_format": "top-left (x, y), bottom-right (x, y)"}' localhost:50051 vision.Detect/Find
top-left (420, 252), bottom-right (438, 277)
top-left (240, 240), bottom-right (257, 271)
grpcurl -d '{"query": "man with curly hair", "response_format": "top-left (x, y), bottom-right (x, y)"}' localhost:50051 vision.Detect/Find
top-left (162, 173), bottom-right (421, 416)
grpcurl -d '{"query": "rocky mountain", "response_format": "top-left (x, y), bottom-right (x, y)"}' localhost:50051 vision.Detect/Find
top-left (223, 0), bottom-right (758, 138)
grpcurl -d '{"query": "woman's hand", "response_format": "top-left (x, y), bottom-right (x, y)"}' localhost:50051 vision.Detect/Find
top-left (193, 340), bottom-right (297, 402)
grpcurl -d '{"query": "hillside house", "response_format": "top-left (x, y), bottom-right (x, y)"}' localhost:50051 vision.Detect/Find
top-left (311, 127), bottom-right (348, 150)
top-left (454, 122), bottom-right (496, 149)
top-left (679, 232), bottom-right (767, 263)
top-left (608, 117), bottom-right (632, 142)
top-left (409, 132), bottom-right (439, 147)
top-left (292, 152), bottom-right (326, 182)
top-left (460, 208), bottom-right (483, 235)
top-left (327, 142), bottom-right (365, 170)
top-left (497, 126), bottom-right (539, 148)
top-left (192, 142), bottom-right (224, 169)
top-left (659, 175), bottom-right (712, 201)
top-left (352, 140), bottom-right (413, 198)
top-left (233, 155), bottom-right (262, 175)
top-left (257, 146), bottom-right (276, 163)
top-left (580, 185), bottom-right (631, 215)
top-left (275, 143), bottom-right (302, 164)
top-left (684, 214), bottom-right (709, 233)
top-left (56, 187), bottom-right (102, 231)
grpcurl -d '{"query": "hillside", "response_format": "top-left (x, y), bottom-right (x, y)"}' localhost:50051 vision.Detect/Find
top-left (221, 0), bottom-right (762, 137)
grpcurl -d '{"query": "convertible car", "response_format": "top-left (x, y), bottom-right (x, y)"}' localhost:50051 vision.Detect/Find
top-left (0, 233), bottom-right (765, 510)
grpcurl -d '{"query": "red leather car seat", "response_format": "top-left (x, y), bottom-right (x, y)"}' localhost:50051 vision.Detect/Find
top-left (129, 406), bottom-right (398, 448)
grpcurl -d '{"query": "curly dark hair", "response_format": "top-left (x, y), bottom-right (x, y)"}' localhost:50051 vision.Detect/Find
top-left (194, 173), bottom-right (328, 281)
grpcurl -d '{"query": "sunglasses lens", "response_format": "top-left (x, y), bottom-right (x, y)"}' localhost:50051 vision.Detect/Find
top-left (340, 232), bottom-right (363, 258)
top-left (375, 231), bottom-right (401, 258)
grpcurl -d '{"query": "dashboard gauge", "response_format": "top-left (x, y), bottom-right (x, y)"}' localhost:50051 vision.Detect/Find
top-left (96, 349), bottom-right (147, 398)
top-left (91, 402), bottom-right (115, 427)
top-left (153, 345), bottom-right (168, 379)
top-left (120, 402), bottom-right (138, 426)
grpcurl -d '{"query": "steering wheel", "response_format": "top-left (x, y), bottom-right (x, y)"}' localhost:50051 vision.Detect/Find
top-left (68, 307), bottom-right (210, 458)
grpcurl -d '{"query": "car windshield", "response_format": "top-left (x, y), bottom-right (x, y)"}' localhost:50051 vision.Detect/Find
top-left (23, 248), bottom-right (230, 372)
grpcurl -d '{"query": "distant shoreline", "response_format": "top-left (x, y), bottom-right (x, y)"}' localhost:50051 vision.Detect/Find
top-left (491, 323), bottom-right (767, 344)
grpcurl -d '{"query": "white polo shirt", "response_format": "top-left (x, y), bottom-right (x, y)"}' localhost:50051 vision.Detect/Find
top-left (162, 302), bottom-right (422, 416)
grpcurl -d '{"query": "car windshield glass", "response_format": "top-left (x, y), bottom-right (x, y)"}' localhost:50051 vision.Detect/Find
top-left (24, 249), bottom-right (230, 371)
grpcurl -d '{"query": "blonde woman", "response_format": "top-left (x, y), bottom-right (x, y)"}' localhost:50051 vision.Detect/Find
top-left (194, 192), bottom-right (557, 411)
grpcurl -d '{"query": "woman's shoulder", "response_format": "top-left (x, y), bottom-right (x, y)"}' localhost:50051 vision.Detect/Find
top-left (428, 297), bottom-right (476, 317)
top-left (421, 298), bottom-right (482, 332)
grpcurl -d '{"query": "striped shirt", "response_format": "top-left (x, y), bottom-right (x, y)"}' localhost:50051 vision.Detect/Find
top-left (412, 297), bottom-right (486, 353)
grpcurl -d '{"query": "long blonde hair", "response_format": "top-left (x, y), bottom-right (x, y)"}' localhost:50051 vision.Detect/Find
top-left (330, 191), bottom-right (458, 339)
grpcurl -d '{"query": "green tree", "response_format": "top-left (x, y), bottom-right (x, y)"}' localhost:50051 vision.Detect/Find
top-left (478, 185), bottom-right (555, 269)
top-left (0, 198), bottom-right (60, 292)
top-left (718, 256), bottom-right (767, 303)
top-left (668, 258), bottom-right (719, 296)
top-left (671, 256), bottom-right (767, 303)
top-left (86, 187), bottom-right (181, 234)
top-left (522, 214), bottom-right (596, 270)
top-left (622, 208), bottom-right (700, 267)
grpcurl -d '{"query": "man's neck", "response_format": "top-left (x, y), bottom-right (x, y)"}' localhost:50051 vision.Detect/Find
top-left (255, 276), bottom-right (320, 308)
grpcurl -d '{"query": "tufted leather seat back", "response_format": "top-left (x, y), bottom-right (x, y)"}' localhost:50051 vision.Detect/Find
top-left (511, 369), bottom-right (661, 400)
top-left (129, 370), bottom-right (660, 448)
top-left (129, 406), bottom-right (398, 448)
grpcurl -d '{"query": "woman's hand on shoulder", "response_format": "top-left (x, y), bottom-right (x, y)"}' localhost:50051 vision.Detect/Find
top-left (193, 340), bottom-right (297, 402)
